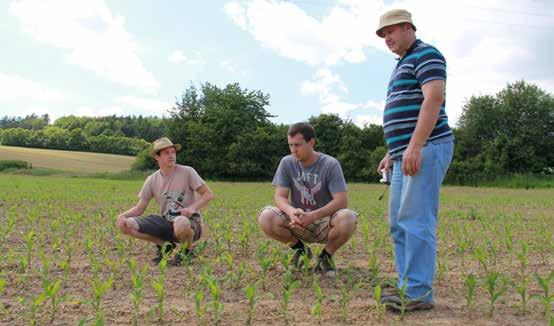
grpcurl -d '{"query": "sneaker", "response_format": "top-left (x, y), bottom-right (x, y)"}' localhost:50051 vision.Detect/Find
top-left (382, 295), bottom-right (434, 311)
top-left (291, 246), bottom-right (313, 270)
top-left (314, 254), bottom-right (336, 278)
top-left (152, 242), bottom-right (176, 264)
top-left (169, 248), bottom-right (194, 266)
top-left (380, 285), bottom-right (399, 302)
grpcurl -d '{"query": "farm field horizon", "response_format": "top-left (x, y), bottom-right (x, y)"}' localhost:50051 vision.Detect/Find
top-left (0, 174), bottom-right (552, 325)
top-left (0, 145), bottom-right (135, 174)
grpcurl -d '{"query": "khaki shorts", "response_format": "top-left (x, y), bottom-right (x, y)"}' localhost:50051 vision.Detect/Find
top-left (260, 206), bottom-right (358, 244)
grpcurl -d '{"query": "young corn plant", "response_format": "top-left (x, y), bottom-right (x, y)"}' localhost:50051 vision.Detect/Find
top-left (44, 279), bottom-right (62, 322)
top-left (465, 273), bottom-right (477, 318)
top-left (372, 285), bottom-right (386, 322)
top-left (244, 282), bottom-right (257, 325)
top-left (128, 258), bottom-right (147, 326)
top-left (91, 276), bottom-right (113, 323)
top-left (484, 271), bottom-right (509, 317)
top-left (531, 271), bottom-right (554, 319)
top-left (24, 230), bottom-right (35, 273)
top-left (281, 268), bottom-right (299, 324)
top-left (368, 242), bottom-right (379, 284)
top-left (338, 269), bottom-right (358, 323)
top-left (0, 277), bottom-right (6, 313)
top-left (436, 255), bottom-right (448, 284)
top-left (29, 290), bottom-right (47, 326)
top-left (205, 274), bottom-right (223, 325)
top-left (310, 275), bottom-right (323, 324)
top-left (239, 224), bottom-right (252, 256)
top-left (513, 241), bottom-right (530, 315)
top-left (503, 221), bottom-right (514, 264)
top-left (194, 289), bottom-right (206, 326)
top-left (152, 256), bottom-right (168, 325)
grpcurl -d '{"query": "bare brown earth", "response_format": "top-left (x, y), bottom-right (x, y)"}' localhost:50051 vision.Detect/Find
top-left (0, 176), bottom-right (552, 325)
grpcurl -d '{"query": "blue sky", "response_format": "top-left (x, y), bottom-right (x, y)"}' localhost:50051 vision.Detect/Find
top-left (1, 0), bottom-right (553, 127)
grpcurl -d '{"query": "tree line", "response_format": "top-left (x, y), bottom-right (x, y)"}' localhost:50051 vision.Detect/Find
top-left (1, 81), bottom-right (552, 183)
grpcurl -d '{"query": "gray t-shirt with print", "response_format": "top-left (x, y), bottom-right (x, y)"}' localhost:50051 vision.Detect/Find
top-left (272, 153), bottom-right (348, 212)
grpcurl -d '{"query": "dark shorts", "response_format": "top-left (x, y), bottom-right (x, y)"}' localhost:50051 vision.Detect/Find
top-left (133, 213), bottom-right (203, 243)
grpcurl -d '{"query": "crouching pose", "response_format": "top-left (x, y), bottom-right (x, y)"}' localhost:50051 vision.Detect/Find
top-left (258, 122), bottom-right (358, 277)
top-left (116, 137), bottom-right (214, 265)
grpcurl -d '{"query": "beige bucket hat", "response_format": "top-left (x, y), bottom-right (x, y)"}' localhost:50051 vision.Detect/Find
top-left (376, 9), bottom-right (416, 38)
top-left (150, 137), bottom-right (182, 157)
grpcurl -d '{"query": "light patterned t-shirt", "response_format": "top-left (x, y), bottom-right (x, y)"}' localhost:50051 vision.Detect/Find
top-left (138, 164), bottom-right (204, 218)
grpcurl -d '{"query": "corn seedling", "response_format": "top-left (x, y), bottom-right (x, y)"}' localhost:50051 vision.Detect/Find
top-left (311, 275), bottom-right (324, 324)
top-left (531, 271), bottom-right (554, 319)
top-left (281, 268), bottom-right (299, 324)
top-left (338, 270), bottom-right (358, 323)
top-left (465, 273), bottom-right (476, 318)
top-left (29, 290), bottom-right (47, 326)
top-left (484, 271), bottom-right (509, 317)
top-left (194, 289), bottom-right (206, 326)
top-left (0, 277), bottom-right (5, 313)
top-left (128, 258), bottom-right (147, 326)
top-left (152, 256), bottom-right (167, 325)
top-left (244, 282), bottom-right (257, 325)
top-left (514, 241), bottom-right (530, 315)
top-left (373, 285), bottom-right (386, 322)
top-left (42, 278), bottom-right (62, 322)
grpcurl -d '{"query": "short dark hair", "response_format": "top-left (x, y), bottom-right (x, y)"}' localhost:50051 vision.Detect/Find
top-left (288, 122), bottom-right (316, 141)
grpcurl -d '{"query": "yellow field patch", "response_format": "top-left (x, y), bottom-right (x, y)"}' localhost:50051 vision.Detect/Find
top-left (0, 145), bottom-right (134, 173)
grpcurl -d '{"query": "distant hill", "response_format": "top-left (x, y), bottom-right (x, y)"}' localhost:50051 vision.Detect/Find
top-left (0, 145), bottom-right (135, 173)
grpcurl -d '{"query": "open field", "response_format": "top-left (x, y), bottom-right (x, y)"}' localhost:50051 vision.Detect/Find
top-left (0, 174), bottom-right (552, 325)
top-left (0, 145), bottom-right (134, 173)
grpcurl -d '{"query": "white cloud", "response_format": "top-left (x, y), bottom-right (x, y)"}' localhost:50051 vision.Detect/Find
top-left (226, 0), bottom-right (554, 126)
top-left (225, 0), bottom-right (383, 66)
top-left (0, 72), bottom-right (73, 102)
top-left (355, 114), bottom-right (382, 126)
top-left (168, 50), bottom-right (206, 65)
top-left (9, 0), bottom-right (159, 93)
top-left (114, 96), bottom-right (171, 115)
top-left (301, 68), bottom-right (382, 123)
top-left (221, 59), bottom-right (247, 76)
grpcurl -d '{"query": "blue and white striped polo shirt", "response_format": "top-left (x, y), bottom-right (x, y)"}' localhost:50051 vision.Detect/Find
top-left (384, 39), bottom-right (453, 158)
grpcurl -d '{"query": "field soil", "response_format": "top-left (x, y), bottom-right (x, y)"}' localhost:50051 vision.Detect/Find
top-left (0, 176), bottom-right (552, 325)
top-left (0, 145), bottom-right (134, 173)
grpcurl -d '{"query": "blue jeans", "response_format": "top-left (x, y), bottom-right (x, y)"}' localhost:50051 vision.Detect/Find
top-left (388, 140), bottom-right (453, 303)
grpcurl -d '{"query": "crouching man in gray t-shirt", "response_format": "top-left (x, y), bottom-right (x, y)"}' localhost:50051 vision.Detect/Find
top-left (258, 122), bottom-right (358, 277)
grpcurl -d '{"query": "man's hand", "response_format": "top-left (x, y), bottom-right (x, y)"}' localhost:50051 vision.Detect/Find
top-left (287, 208), bottom-right (305, 229)
top-left (180, 207), bottom-right (196, 218)
top-left (299, 211), bottom-right (318, 227)
top-left (377, 153), bottom-right (392, 173)
top-left (402, 144), bottom-right (423, 176)
top-left (116, 214), bottom-right (127, 229)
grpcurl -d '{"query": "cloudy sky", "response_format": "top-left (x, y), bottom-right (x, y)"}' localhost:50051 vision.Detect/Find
top-left (2, 0), bottom-right (553, 127)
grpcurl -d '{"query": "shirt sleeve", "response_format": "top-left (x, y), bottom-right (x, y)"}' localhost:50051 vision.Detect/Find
top-left (187, 167), bottom-right (205, 191)
top-left (271, 157), bottom-right (290, 188)
top-left (327, 160), bottom-right (348, 194)
top-left (138, 175), bottom-right (153, 201)
top-left (414, 47), bottom-right (446, 86)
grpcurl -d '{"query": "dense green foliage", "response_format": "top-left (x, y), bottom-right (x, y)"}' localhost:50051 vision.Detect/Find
top-left (447, 81), bottom-right (554, 184)
top-left (2, 81), bottom-right (552, 184)
top-left (0, 160), bottom-right (29, 170)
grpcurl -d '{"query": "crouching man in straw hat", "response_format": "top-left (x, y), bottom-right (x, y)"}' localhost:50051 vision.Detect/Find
top-left (116, 137), bottom-right (214, 266)
top-left (376, 9), bottom-right (454, 311)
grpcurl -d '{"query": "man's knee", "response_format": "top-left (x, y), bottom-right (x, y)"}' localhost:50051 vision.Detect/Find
top-left (333, 210), bottom-right (358, 232)
top-left (120, 217), bottom-right (139, 235)
top-left (173, 216), bottom-right (193, 240)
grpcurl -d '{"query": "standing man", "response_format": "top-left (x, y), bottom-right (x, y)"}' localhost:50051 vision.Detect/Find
top-left (116, 137), bottom-right (214, 265)
top-left (258, 122), bottom-right (358, 277)
top-left (376, 9), bottom-right (454, 310)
